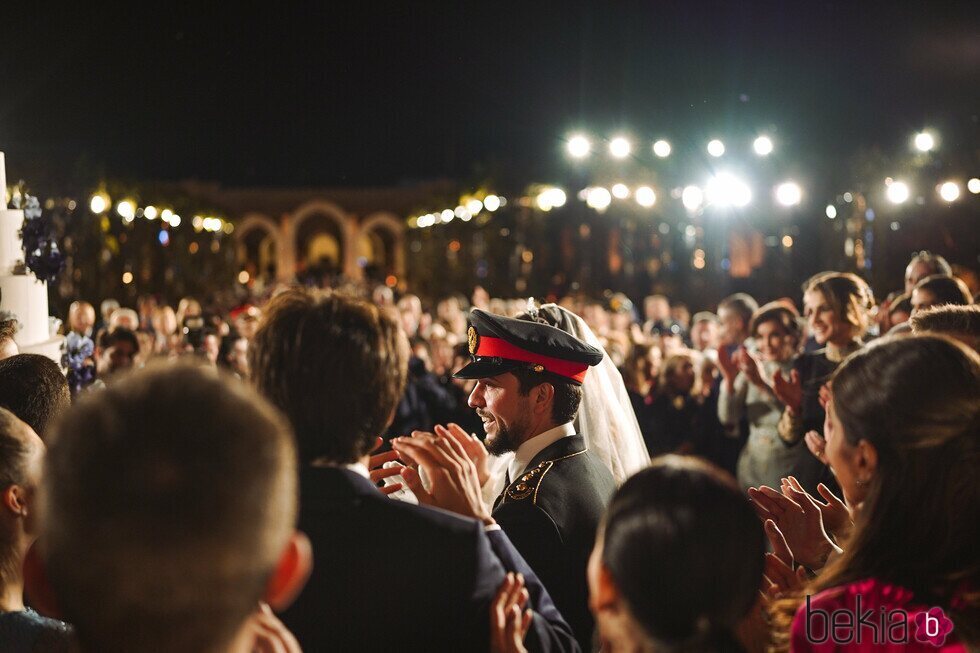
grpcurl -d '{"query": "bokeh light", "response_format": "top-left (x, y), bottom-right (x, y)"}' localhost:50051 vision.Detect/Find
top-left (567, 135), bottom-right (591, 159)
top-left (609, 137), bottom-right (631, 159)
top-left (635, 186), bottom-right (656, 207)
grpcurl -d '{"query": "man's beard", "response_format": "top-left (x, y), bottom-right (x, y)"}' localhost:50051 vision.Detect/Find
top-left (479, 409), bottom-right (529, 456)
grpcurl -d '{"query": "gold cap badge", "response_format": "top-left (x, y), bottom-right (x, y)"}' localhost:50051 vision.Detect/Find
top-left (467, 326), bottom-right (480, 356)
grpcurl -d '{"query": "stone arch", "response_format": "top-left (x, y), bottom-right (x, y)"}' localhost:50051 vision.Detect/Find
top-left (289, 200), bottom-right (355, 278)
top-left (235, 213), bottom-right (283, 281)
top-left (358, 211), bottom-right (406, 281)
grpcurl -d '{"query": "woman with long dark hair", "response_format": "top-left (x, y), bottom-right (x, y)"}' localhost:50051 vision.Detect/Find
top-left (774, 335), bottom-right (979, 652)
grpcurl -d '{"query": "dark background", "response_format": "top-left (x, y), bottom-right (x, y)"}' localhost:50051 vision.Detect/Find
top-left (3, 1), bottom-right (978, 188)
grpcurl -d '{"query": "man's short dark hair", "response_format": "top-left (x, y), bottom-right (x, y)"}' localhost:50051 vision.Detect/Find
top-left (510, 368), bottom-right (583, 426)
top-left (0, 354), bottom-right (70, 439)
top-left (250, 288), bottom-right (409, 465)
top-left (910, 304), bottom-right (980, 338)
top-left (102, 327), bottom-right (139, 351)
top-left (913, 274), bottom-right (973, 307)
top-left (40, 363), bottom-right (297, 653)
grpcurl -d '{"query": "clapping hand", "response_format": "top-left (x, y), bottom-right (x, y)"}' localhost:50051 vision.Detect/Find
top-left (748, 484), bottom-right (839, 570)
top-left (762, 520), bottom-right (807, 597)
top-left (246, 603), bottom-right (302, 653)
top-left (435, 423), bottom-right (490, 487)
top-left (390, 432), bottom-right (494, 525)
top-left (804, 431), bottom-right (829, 465)
top-left (367, 437), bottom-right (405, 496)
top-left (490, 573), bottom-right (532, 653)
top-left (772, 369), bottom-right (803, 414)
top-left (781, 476), bottom-right (852, 541)
top-left (735, 348), bottom-right (767, 389)
top-left (717, 345), bottom-right (740, 385)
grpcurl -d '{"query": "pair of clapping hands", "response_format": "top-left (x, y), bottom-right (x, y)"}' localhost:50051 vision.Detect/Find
top-left (367, 424), bottom-right (494, 524)
top-left (748, 476), bottom-right (853, 597)
top-left (717, 346), bottom-right (767, 389)
top-left (370, 428), bottom-right (535, 653)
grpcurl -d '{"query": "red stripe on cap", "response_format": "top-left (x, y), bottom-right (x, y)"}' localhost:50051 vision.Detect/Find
top-left (476, 336), bottom-right (589, 382)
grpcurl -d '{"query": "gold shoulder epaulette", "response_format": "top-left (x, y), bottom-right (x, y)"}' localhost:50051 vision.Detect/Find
top-left (505, 461), bottom-right (553, 502)
top-left (504, 449), bottom-right (588, 504)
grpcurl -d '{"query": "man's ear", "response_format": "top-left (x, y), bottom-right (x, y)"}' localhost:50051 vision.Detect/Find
top-left (2, 485), bottom-right (22, 515)
top-left (533, 382), bottom-right (555, 416)
top-left (264, 531), bottom-right (313, 612)
top-left (23, 544), bottom-right (62, 619)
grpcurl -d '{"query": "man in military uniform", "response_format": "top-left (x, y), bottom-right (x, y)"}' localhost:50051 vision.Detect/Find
top-left (453, 309), bottom-right (617, 652)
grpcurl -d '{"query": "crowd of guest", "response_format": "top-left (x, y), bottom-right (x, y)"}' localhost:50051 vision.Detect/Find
top-left (0, 249), bottom-right (977, 652)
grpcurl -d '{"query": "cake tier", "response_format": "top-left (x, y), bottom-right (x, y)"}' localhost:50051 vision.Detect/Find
top-left (0, 208), bottom-right (26, 274)
top-left (19, 334), bottom-right (65, 364)
top-left (0, 273), bottom-right (52, 346)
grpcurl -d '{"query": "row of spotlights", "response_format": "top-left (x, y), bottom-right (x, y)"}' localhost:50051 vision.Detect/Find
top-left (569, 129), bottom-right (942, 160)
top-left (566, 134), bottom-right (776, 159)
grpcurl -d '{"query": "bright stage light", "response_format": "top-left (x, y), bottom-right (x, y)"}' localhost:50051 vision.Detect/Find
top-left (466, 198), bottom-right (483, 214)
top-left (122, 271), bottom-right (133, 285)
top-left (914, 131), bottom-right (935, 152)
top-left (144, 205), bottom-right (158, 220)
top-left (611, 183), bottom-right (630, 199)
top-left (483, 195), bottom-right (501, 211)
top-left (939, 181), bottom-right (961, 202)
top-left (775, 181), bottom-right (802, 206)
top-left (705, 173), bottom-right (751, 208)
top-left (586, 187), bottom-right (612, 211)
top-left (567, 135), bottom-right (591, 159)
top-left (635, 186), bottom-right (656, 207)
top-left (441, 209), bottom-right (455, 222)
top-left (681, 185), bottom-right (703, 211)
top-left (707, 140), bottom-right (725, 157)
top-left (653, 140), bottom-right (671, 158)
top-left (886, 180), bottom-right (910, 204)
top-left (116, 200), bottom-right (136, 221)
top-left (968, 178), bottom-right (980, 194)
top-left (536, 187), bottom-right (566, 211)
top-left (89, 192), bottom-right (109, 214)
top-left (609, 137), bottom-right (631, 159)
top-left (161, 208), bottom-right (173, 223)
top-left (753, 136), bottom-right (774, 156)
top-left (170, 215), bottom-right (181, 227)
top-left (826, 205), bottom-right (837, 219)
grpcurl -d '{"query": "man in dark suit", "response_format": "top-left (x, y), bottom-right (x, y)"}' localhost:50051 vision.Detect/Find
top-left (249, 289), bottom-right (578, 653)
top-left (396, 310), bottom-right (616, 651)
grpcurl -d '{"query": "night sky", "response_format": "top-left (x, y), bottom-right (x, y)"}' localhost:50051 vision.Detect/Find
top-left (3, 1), bottom-right (978, 189)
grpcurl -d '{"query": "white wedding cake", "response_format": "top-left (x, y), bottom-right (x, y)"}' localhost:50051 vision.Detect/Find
top-left (0, 152), bottom-right (64, 361)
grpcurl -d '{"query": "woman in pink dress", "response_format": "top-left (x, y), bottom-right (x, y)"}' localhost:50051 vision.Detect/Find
top-left (778, 335), bottom-right (979, 652)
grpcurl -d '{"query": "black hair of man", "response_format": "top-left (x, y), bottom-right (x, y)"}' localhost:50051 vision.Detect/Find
top-left (0, 354), bottom-right (70, 440)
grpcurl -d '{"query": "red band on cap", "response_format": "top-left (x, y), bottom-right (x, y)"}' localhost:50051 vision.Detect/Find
top-left (475, 336), bottom-right (589, 382)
